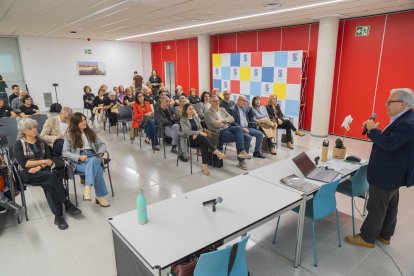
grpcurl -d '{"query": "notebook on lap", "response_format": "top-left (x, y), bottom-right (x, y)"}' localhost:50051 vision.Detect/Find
top-left (292, 152), bottom-right (340, 183)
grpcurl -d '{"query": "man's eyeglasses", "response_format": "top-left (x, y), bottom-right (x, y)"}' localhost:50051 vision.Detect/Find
top-left (386, 100), bottom-right (404, 106)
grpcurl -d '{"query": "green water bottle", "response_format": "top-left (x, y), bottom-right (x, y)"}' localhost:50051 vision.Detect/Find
top-left (136, 189), bottom-right (148, 225)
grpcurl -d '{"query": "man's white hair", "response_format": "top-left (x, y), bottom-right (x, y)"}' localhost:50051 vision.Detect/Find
top-left (391, 88), bottom-right (414, 109)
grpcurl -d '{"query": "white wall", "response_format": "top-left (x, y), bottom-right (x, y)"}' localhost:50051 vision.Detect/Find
top-left (19, 36), bottom-right (152, 110)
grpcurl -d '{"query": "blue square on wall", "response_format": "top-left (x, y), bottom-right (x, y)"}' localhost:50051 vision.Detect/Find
top-left (213, 79), bottom-right (221, 89)
top-left (285, 100), bottom-right (300, 116)
top-left (221, 67), bottom-right (230, 80)
top-left (262, 67), bottom-right (274, 83)
top-left (275, 52), bottom-right (288, 67)
top-left (250, 82), bottom-right (261, 96)
top-left (231, 53), bottom-right (240, 67)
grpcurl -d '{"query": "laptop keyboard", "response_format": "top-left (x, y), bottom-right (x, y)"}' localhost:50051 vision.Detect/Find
top-left (309, 169), bottom-right (338, 181)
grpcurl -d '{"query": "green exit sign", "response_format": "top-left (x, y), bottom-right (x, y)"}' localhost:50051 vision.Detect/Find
top-left (84, 49), bottom-right (92, 54)
top-left (355, 26), bottom-right (370, 37)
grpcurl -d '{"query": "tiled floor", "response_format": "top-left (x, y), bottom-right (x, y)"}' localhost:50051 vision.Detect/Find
top-left (1, 119), bottom-right (413, 276)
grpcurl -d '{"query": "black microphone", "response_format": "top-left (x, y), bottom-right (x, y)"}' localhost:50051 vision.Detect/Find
top-left (202, 197), bottom-right (223, 212)
top-left (202, 197), bottom-right (223, 206)
top-left (362, 113), bottom-right (377, 135)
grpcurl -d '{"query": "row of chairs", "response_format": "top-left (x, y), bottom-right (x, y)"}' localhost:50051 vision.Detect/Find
top-left (273, 165), bottom-right (369, 267)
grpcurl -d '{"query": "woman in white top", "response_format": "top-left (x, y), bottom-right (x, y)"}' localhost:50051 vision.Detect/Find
top-left (62, 112), bottom-right (110, 207)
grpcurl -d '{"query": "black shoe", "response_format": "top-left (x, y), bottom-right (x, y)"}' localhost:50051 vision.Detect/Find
top-left (171, 146), bottom-right (178, 154)
top-left (54, 215), bottom-right (69, 230)
top-left (152, 145), bottom-right (160, 151)
top-left (179, 155), bottom-right (188, 162)
top-left (253, 152), bottom-right (266, 159)
top-left (65, 202), bottom-right (82, 216)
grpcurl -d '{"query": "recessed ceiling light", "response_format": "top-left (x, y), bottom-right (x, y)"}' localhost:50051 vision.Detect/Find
top-left (263, 2), bottom-right (281, 8)
top-left (70, 31), bottom-right (77, 34)
top-left (116, 0), bottom-right (345, 40)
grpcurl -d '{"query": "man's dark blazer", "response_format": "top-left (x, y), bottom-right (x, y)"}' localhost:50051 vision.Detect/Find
top-left (154, 105), bottom-right (179, 126)
top-left (367, 109), bottom-right (414, 189)
top-left (231, 105), bottom-right (256, 128)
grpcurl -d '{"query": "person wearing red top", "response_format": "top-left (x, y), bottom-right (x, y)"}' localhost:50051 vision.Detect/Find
top-left (132, 91), bottom-right (159, 151)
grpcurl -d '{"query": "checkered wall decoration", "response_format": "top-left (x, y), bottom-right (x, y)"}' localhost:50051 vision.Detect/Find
top-left (212, 51), bottom-right (303, 128)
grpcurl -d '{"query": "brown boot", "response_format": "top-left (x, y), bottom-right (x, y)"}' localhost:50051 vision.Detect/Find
top-left (95, 197), bottom-right (110, 207)
top-left (378, 236), bottom-right (390, 245)
top-left (345, 234), bottom-right (375, 248)
top-left (295, 130), bottom-right (306, 137)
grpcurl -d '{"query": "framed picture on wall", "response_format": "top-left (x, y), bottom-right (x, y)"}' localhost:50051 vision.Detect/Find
top-left (78, 61), bottom-right (106, 75)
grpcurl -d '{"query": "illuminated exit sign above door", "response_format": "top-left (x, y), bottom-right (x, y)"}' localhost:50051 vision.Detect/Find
top-left (355, 26), bottom-right (370, 36)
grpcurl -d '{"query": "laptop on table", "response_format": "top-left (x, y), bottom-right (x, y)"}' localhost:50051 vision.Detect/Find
top-left (292, 152), bottom-right (340, 183)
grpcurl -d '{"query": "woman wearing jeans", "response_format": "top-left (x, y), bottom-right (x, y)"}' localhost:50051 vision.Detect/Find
top-left (62, 112), bottom-right (110, 207)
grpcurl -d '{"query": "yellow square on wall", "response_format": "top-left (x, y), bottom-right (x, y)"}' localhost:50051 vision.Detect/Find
top-left (273, 83), bottom-right (286, 99)
top-left (212, 54), bottom-right (222, 67)
top-left (240, 67), bottom-right (251, 81)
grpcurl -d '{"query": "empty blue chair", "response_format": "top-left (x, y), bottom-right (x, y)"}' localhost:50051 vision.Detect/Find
top-left (273, 180), bottom-right (341, 267)
top-left (336, 164), bottom-right (369, 235)
top-left (194, 235), bottom-right (249, 276)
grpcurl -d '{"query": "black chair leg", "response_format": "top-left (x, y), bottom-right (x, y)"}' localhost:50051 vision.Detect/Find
top-left (189, 145), bottom-right (193, 174)
top-left (107, 165), bottom-right (114, 197)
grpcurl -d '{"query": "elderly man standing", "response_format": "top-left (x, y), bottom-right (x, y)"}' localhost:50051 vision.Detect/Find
top-left (232, 96), bottom-right (265, 159)
top-left (346, 88), bottom-right (414, 248)
top-left (11, 89), bottom-right (28, 113)
top-left (205, 95), bottom-right (251, 170)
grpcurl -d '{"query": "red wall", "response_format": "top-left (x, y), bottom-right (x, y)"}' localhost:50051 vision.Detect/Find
top-left (151, 10), bottom-right (414, 138)
top-left (330, 10), bottom-right (414, 139)
top-left (151, 38), bottom-right (198, 95)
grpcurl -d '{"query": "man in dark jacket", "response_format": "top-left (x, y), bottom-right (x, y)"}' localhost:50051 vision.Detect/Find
top-left (220, 90), bottom-right (236, 113)
top-left (232, 96), bottom-right (265, 158)
top-left (154, 96), bottom-right (187, 162)
top-left (346, 88), bottom-right (414, 248)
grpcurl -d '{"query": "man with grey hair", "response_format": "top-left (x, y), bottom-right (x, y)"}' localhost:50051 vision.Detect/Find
top-left (40, 107), bottom-right (73, 147)
top-left (11, 89), bottom-right (28, 112)
top-left (346, 88), bottom-right (414, 248)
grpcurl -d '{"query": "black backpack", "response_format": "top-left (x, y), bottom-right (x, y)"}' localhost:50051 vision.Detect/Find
top-left (50, 103), bottom-right (62, 113)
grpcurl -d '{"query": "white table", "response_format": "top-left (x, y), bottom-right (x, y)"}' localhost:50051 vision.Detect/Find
top-left (109, 174), bottom-right (303, 275)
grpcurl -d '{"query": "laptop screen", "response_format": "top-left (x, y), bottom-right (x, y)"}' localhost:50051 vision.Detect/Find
top-left (292, 152), bottom-right (316, 176)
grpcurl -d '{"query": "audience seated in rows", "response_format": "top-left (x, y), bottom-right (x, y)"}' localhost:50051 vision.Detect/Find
top-left (40, 107), bottom-right (72, 147)
top-left (0, 97), bottom-right (17, 118)
top-left (211, 88), bottom-right (222, 101)
top-left (266, 94), bottom-right (305, 149)
top-left (83, 86), bottom-right (95, 112)
top-left (143, 86), bottom-right (155, 105)
top-left (19, 95), bottom-right (40, 117)
top-left (123, 88), bottom-right (135, 107)
top-left (173, 85), bottom-right (185, 106)
top-left (232, 96), bottom-right (266, 158)
top-left (104, 91), bottom-right (118, 126)
top-left (14, 118), bottom-right (82, 230)
top-left (220, 90), bottom-right (236, 114)
top-left (180, 103), bottom-right (225, 175)
top-left (251, 96), bottom-right (279, 150)
top-left (62, 113), bottom-right (110, 208)
top-left (131, 91), bottom-right (159, 151)
top-left (154, 96), bottom-right (187, 162)
top-left (204, 96), bottom-right (251, 170)
top-left (175, 95), bottom-right (189, 118)
top-left (188, 88), bottom-right (200, 105)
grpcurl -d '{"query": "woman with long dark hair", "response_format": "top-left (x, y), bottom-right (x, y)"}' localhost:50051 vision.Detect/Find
top-left (180, 103), bottom-right (225, 175)
top-left (62, 113), bottom-right (110, 207)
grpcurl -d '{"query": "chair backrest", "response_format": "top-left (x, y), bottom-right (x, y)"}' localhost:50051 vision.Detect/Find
top-left (117, 106), bottom-right (132, 121)
top-left (0, 117), bottom-right (18, 138)
top-left (31, 114), bottom-right (48, 133)
top-left (228, 235), bottom-right (249, 276)
top-left (194, 246), bottom-right (232, 276)
top-left (351, 164), bottom-right (369, 197)
top-left (313, 180), bottom-right (340, 220)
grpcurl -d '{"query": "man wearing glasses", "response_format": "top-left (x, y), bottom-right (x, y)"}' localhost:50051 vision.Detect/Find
top-left (346, 88), bottom-right (414, 248)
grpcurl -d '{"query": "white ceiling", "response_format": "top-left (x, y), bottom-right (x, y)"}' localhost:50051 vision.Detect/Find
top-left (0, 0), bottom-right (413, 42)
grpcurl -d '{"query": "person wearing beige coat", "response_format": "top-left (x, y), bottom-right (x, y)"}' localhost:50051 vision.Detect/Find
top-left (40, 107), bottom-right (72, 147)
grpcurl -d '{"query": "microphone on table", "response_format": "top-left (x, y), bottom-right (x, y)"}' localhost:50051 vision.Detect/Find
top-left (202, 197), bottom-right (223, 212)
top-left (362, 113), bottom-right (377, 135)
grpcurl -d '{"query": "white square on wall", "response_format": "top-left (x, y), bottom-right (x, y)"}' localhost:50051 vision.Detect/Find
top-left (230, 67), bottom-right (240, 80)
top-left (221, 54), bottom-right (231, 67)
top-left (274, 67), bottom-right (287, 83)
top-left (250, 67), bottom-right (262, 82)
top-left (213, 66), bottom-right (221, 79)
top-left (262, 52), bottom-right (275, 67)
top-left (240, 52), bottom-right (251, 67)
top-left (221, 80), bottom-right (230, 91)
top-left (286, 84), bottom-right (301, 101)
top-left (261, 82), bottom-right (273, 96)
top-left (287, 51), bottom-right (303, 68)
top-left (240, 81), bottom-right (251, 95)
